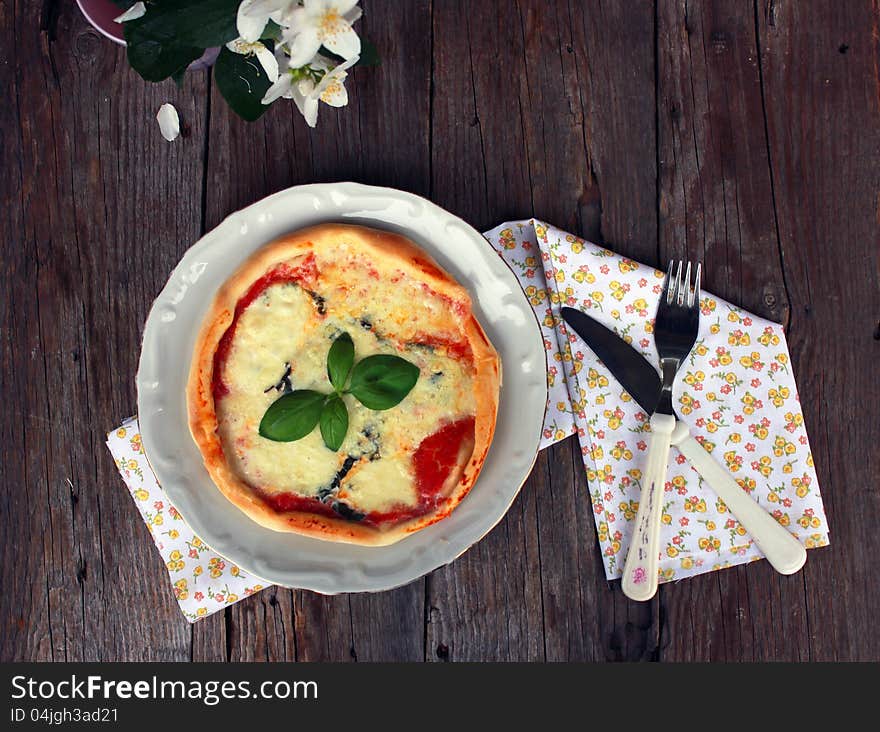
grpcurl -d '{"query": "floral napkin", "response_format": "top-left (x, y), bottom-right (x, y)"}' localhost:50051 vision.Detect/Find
top-left (108, 218), bottom-right (829, 620)
top-left (107, 419), bottom-right (267, 621)
top-left (484, 220), bottom-right (829, 581)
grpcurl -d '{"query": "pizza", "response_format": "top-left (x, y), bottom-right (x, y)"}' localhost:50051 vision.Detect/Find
top-left (187, 224), bottom-right (500, 546)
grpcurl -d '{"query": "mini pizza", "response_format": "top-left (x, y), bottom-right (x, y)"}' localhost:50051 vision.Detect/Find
top-left (187, 224), bottom-right (500, 546)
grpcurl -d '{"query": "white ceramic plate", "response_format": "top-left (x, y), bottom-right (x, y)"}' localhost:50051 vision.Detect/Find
top-left (137, 183), bottom-right (547, 593)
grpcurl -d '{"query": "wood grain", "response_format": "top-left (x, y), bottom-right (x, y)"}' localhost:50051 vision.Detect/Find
top-left (1, 0), bottom-right (878, 662)
top-left (1, 0), bottom-right (206, 661)
top-left (550, 0), bottom-right (662, 661)
top-left (654, 0), bottom-right (811, 662)
top-left (756, 0), bottom-right (880, 661)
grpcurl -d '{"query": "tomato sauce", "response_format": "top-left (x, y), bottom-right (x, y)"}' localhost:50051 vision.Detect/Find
top-left (263, 491), bottom-right (337, 518)
top-left (212, 254), bottom-right (319, 400)
top-left (361, 417), bottom-right (476, 526)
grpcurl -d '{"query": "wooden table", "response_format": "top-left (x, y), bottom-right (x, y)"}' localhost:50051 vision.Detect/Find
top-left (2, 0), bottom-right (878, 662)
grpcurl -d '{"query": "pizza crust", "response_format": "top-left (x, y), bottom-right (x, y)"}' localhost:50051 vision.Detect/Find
top-left (187, 224), bottom-right (500, 546)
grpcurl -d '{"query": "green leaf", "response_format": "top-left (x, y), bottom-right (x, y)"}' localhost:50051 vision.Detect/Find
top-left (259, 390), bottom-right (326, 442)
top-left (327, 333), bottom-right (355, 391)
top-left (359, 38), bottom-right (381, 66)
top-left (321, 38), bottom-right (380, 67)
top-left (123, 0), bottom-right (241, 83)
top-left (126, 0), bottom-right (239, 49)
top-left (261, 20), bottom-right (284, 42)
top-left (214, 46), bottom-right (273, 122)
top-left (125, 36), bottom-right (202, 83)
top-left (348, 355), bottom-right (419, 410)
top-left (319, 396), bottom-right (349, 451)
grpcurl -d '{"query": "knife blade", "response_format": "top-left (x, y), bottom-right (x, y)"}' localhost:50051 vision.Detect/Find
top-left (559, 305), bottom-right (807, 577)
top-left (560, 307), bottom-right (662, 414)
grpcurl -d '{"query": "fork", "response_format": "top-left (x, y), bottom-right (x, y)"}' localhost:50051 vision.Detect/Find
top-left (622, 261), bottom-right (701, 601)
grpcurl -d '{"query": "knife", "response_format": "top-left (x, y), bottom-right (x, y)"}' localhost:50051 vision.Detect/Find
top-left (560, 306), bottom-right (807, 577)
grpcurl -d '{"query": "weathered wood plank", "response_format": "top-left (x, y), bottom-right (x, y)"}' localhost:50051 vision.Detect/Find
top-left (425, 0), bottom-right (545, 661)
top-left (756, 0), bottom-right (880, 662)
top-left (549, 0), bottom-right (662, 661)
top-left (1, 0), bottom-right (208, 660)
top-left (566, 0), bottom-right (661, 261)
top-left (654, 0), bottom-right (813, 661)
top-left (0, 0), bottom-right (55, 662)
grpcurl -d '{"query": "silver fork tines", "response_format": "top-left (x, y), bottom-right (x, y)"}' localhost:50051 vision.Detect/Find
top-left (663, 260), bottom-right (677, 305)
top-left (664, 260), bottom-right (702, 307)
top-left (690, 262), bottom-right (701, 307)
top-left (654, 258), bottom-right (702, 416)
top-left (680, 262), bottom-right (691, 306)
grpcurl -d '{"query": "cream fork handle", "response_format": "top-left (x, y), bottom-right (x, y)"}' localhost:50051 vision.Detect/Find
top-left (622, 413), bottom-right (676, 601)
top-left (670, 423), bottom-right (807, 575)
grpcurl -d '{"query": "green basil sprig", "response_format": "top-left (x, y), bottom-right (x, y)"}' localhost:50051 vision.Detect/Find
top-left (258, 332), bottom-right (419, 450)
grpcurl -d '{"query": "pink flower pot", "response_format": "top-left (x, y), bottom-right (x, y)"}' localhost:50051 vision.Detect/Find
top-left (76, 0), bottom-right (126, 45)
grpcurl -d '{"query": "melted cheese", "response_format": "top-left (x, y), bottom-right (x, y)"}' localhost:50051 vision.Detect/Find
top-left (215, 248), bottom-right (476, 518)
top-left (338, 457), bottom-right (417, 513)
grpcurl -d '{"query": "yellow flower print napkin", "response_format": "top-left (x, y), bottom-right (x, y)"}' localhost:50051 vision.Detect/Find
top-left (483, 220), bottom-right (829, 582)
top-left (106, 418), bottom-right (268, 621)
top-left (489, 225), bottom-right (580, 448)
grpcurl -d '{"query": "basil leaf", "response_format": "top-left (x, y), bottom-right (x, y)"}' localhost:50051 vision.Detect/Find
top-left (123, 0), bottom-right (240, 82)
top-left (348, 355), bottom-right (419, 410)
top-left (259, 390), bottom-right (325, 442)
top-left (214, 46), bottom-right (272, 121)
top-left (327, 332), bottom-right (355, 391)
top-left (125, 36), bottom-right (202, 83)
top-left (319, 395), bottom-right (349, 451)
top-left (125, 0), bottom-right (239, 50)
top-left (332, 501), bottom-right (364, 521)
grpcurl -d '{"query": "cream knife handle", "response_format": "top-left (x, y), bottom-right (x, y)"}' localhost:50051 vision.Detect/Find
top-left (671, 426), bottom-right (807, 575)
top-left (622, 413), bottom-right (676, 601)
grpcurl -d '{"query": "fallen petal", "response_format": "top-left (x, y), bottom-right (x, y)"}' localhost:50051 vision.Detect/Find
top-left (156, 103), bottom-right (180, 141)
top-left (114, 1), bottom-right (146, 23)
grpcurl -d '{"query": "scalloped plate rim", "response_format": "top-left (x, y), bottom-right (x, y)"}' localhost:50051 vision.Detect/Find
top-left (136, 183), bottom-right (547, 594)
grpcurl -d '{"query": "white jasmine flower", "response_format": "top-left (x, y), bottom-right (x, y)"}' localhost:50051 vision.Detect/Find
top-left (156, 103), bottom-right (180, 141)
top-left (262, 73), bottom-right (295, 105)
top-left (284, 0), bottom-right (362, 67)
top-left (226, 38), bottom-right (280, 82)
top-left (236, 0), bottom-right (298, 43)
top-left (114, 2), bottom-right (146, 23)
top-left (312, 54), bottom-right (354, 108)
top-left (262, 55), bottom-right (357, 127)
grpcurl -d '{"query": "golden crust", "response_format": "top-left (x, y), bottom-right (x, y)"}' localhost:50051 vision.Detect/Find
top-left (187, 224), bottom-right (500, 546)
